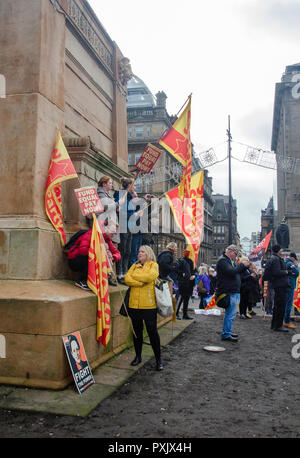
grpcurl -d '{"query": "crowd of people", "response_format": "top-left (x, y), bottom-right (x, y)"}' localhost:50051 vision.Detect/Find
top-left (63, 175), bottom-right (299, 370)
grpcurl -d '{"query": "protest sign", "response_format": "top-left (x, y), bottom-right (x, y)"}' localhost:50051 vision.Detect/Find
top-left (135, 143), bottom-right (162, 174)
top-left (62, 331), bottom-right (95, 394)
top-left (74, 186), bottom-right (103, 216)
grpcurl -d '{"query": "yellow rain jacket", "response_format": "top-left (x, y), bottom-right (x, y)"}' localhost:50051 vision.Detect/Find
top-left (124, 261), bottom-right (159, 309)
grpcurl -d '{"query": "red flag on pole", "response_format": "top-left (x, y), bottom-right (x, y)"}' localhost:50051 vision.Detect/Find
top-left (87, 214), bottom-right (111, 346)
top-left (45, 132), bottom-right (78, 245)
top-left (159, 96), bottom-right (192, 200)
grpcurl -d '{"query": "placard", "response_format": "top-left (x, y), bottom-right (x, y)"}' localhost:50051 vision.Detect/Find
top-left (74, 186), bottom-right (103, 216)
top-left (62, 331), bottom-right (95, 394)
top-left (136, 143), bottom-right (162, 174)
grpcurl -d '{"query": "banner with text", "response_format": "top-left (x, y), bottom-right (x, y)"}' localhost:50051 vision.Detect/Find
top-left (136, 143), bottom-right (162, 174)
top-left (75, 186), bottom-right (103, 216)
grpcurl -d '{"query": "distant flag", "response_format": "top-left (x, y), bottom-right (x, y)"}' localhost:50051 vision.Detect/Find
top-left (45, 132), bottom-right (78, 245)
top-left (249, 230), bottom-right (272, 270)
top-left (159, 96), bottom-right (192, 200)
top-left (204, 294), bottom-right (216, 310)
top-left (87, 214), bottom-right (111, 346)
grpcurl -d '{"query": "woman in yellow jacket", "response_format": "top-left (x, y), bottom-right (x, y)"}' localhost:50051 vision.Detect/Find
top-left (124, 245), bottom-right (163, 371)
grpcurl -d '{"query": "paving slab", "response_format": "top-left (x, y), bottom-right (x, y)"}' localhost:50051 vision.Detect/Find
top-left (0, 317), bottom-right (193, 417)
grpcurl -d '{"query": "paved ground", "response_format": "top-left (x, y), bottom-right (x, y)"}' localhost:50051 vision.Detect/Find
top-left (1, 300), bottom-right (300, 439)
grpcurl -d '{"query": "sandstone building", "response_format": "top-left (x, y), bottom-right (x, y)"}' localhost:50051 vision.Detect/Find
top-left (0, 0), bottom-right (163, 390)
top-left (271, 63), bottom-right (300, 252)
top-left (127, 75), bottom-right (213, 264)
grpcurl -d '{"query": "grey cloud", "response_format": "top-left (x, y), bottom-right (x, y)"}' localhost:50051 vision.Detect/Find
top-left (236, 104), bottom-right (274, 150)
top-left (237, 1), bottom-right (300, 40)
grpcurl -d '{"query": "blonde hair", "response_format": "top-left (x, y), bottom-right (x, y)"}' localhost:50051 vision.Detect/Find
top-left (198, 265), bottom-right (208, 274)
top-left (241, 256), bottom-right (249, 263)
top-left (140, 245), bottom-right (156, 262)
top-left (166, 242), bottom-right (177, 252)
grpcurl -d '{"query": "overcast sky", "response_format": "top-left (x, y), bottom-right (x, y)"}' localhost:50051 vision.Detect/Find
top-left (88, 0), bottom-right (300, 240)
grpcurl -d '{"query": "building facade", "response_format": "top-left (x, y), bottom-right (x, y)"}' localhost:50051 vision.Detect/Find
top-left (240, 237), bottom-right (251, 256)
top-left (271, 63), bottom-right (300, 251)
top-left (127, 75), bottom-right (213, 264)
top-left (211, 194), bottom-right (238, 265)
top-left (260, 196), bottom-right (276, 254)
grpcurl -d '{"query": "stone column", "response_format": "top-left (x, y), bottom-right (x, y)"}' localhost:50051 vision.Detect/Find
top-left (111, 48), bottom-right (132, 172)
top-left (0, 0), bottom-right (66, 279)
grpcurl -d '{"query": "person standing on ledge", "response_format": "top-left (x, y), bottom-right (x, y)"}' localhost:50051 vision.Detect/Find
top-left (216, 245), bottom-right (250, 342)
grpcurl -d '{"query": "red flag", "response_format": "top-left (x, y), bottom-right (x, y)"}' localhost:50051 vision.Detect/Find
top-left (293, 277), bottom-right (300, 312)
top-left (159, 96), bottom-right (192, 200)
top-left (249, 230), bottom-right (272, 269)
top-left (165, 171), bottom-right (204, 266)
top-left (87, 214), bottom-right (111, 346)
top-left (205, 294), bottom-right (216, 310)
top-left (45, 132), bottom-right (78, 245)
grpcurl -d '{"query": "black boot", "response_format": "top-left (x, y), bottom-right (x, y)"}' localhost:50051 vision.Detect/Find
top-left (156, 359), bottom-right (163, 371)
top-left (130, 355), bottom-right (142, 366)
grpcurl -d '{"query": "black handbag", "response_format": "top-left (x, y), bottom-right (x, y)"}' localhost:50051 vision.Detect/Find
top-left (215, 292), bottom-right (230, 309)
top-left (119, 288), bottom-right (130, 317)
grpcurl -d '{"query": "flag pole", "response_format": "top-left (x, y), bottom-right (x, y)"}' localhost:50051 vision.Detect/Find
top-left (227, 115), bottom-right (233, 245)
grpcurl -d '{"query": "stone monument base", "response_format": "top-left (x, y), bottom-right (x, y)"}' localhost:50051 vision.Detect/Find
top-left (0, 280), bottom-right (170, 390)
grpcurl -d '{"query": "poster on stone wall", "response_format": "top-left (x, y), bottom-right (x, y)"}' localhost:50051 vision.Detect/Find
top-left (74, 186), bottom-right (103, 216)
top-left (62, 331), bottom-right (95, 394)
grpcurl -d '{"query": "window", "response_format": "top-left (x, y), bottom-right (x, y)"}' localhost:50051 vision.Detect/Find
top-left (128, 153), bottom-right (134, 166)
top-left (135, 126), bottom-right (144, 138)
top-left (146, 126), bottom-right (151, 137)
top-left (128, 127), bottom-right (133, 138)
top-left (135, 153), bottom-right (142, 164)
top-left (145, 177), bottom-right (150, 193)
top-left (135, 178), bottom-right (142, 193)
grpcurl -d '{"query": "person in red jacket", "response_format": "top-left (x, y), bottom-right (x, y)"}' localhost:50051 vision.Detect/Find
top-left (67, 223), bottom-right (121, 290)
top-left (67, 230), bottom-right (91, 290)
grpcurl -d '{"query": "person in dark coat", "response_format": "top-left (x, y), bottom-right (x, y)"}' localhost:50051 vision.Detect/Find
top-left (157, 242), bottom-right (178, 281)
top-left (283, 252), bottom-right (299, 329)
top-left (239, 257), bottom-right (261, 319)
top-left (268, 245), bottom-right (290, 332)
top-left (208, 267), bottom-right (217, 295)
top-left (113, 177), bottom-right (136, 283)
top-left (176, 250), bottom-right (197, 320)
top-left (216, 245), bottom-right (250, 342)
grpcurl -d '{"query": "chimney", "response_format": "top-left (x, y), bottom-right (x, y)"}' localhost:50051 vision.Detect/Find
top-left (155, 91), bottom-right (167, 108)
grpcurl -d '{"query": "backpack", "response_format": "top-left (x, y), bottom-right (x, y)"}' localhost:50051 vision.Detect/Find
top-left (197, 279), bottom-right (207, 294)
top-left (63, 230), bottom-right (88, 253)
top-left (262, 258), bottom-right (273, 281)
